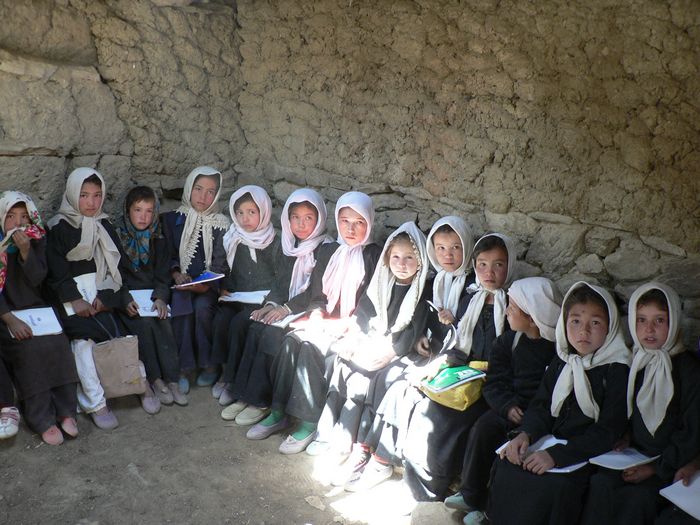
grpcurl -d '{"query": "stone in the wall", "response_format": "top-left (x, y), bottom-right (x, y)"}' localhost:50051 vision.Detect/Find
top-left (683, 299), bottom-right (700, 320)
top-left (658, 256), bottom-right (700, 298)
top-left (604, 239), bottom-right (660, 282)
top-left (526, 224), bottom-right (588, 277)
top-left (575, 254), bottom-right (605, 275)
top-left (513, 260), bottom-right (543, 280)
top-left (585, 227), bottom-right (621, 258)
top-left (640, 236), bottom-right (687, 257)
top-left (485, 211), bottom-right (539, 240)
top-left (556, 272), bottom-right (601, 296)
top-left (0, 156), bottom-right (68, 214)
top-left (681, 318), bottom-right (700, 351)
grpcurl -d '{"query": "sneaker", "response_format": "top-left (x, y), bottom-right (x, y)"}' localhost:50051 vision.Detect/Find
top-left (235, 406), bottom-right (269, 426)
top-left (168, 382), bottom-right (189, 406)
top-left (463, 510), bottom-right (489, 525)
top-left (218, 388), bottom-right (235, 407)
top-left (0, 407), bottom-right (20, 439)
top-left (178, 375), bottom-right (190, 395)
top-left (196, 369), bottom-right (218, 387)
top-left (91, 406), bottom-right (119, 430)
top-left (59, 417), bottom-right (79, 438)
top-left (444, 493), bottom-right (472, 512)
top-left (152, 379), bottom-right (174, 405)
top-left (140, 383), bottom-right (162, 415)
top-left (246, 417), bottom-right (289, 440)
top-left (306, 440), bottom-right (332, 456)
top-left (331, 446), bottom-right (371, 486)
top-left (221, 401), bottom-right (247, 421)
top-left (279, 431), bottom-right (317, 455)
top-left (211, 381), bottom-right (227, 399)
top-left (41, 425), bottom-right (64, 446)
top-left (345, 457), bottom-right (393, 492)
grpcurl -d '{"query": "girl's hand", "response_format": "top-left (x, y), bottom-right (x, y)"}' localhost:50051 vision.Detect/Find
top-left (622, 464), bottom-right (655, 484)
top-left (352, 345), bottom-right (396, 372)
top-left (523, 451), bottom-right (555, 475)
top-left (437, 308), bottom-right (455, 325)
top-left (153, 299), bottom-right (169, 320)
top-left (1, 313), bottom-right (32, 339)
top-left (503, 432), bottom-right (530, 465)
top-left (414, 336), bottom-right (431, 358)
top-left (92, 297), bottom-right (109, 313)
top-left (507, 406), bottom-right (524, 425)
top-left (12, 230), bottom-right (31, 260)
top-left (262, 306), bottom-right (290, 324)
top-left (674, 460), bottom-right (700, 486)
top-left (172, 271), bottom-right (191, 286)
top-left (613, 432), bottom-right (630, 451)
top-left (250, 305), bottom-right (274, 322)
top-left (125, 300), bottom-right (140, 317)
top-left (72, 298), bottom-right (96, 318)
top-left (187, 283), bottom-right (209, 294)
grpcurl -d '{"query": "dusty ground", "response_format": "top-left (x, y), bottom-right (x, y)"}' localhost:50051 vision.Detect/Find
top-left (0, 388), bottom-right (431, 525)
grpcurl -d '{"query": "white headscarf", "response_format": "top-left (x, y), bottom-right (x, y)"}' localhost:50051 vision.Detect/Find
top-left (426, 216), bottom-right (473, 316)
top-left (47, 168), bottom-right (122, 292)
top-left (280, 189), bottom-right (330, 298)
top-left (366, 222), bottom-right (429, 335)
top-left (223, 185), bottom-right (275, 267)
top-left (455, 233), bottom-right (516, 354)
top-left (176, 166), bottom-right (230, 273)
top-left (508, 277), bottom-right (562, 342)
top-left (322, 191), bottom-right (374, 318)
top-left (551, 282), bottom-right (631, 421)
top-left (627, 282), bottom-right (685, 436)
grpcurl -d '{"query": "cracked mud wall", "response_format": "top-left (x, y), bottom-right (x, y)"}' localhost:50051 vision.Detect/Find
top-left (0, 0), bottom-right (699, 343)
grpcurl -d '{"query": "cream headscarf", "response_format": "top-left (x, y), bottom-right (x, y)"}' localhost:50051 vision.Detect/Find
top-left (322, 191), bottom-right (374, 318)
top-left (551, 282), bottom-right (631, 421)
top-left (176, 166), bottom-right (230, 273)
top-left (426, 216), bottom-right (473, 316)
top-left (627, 282), bottom-right (685, 436)
top-left (280, 189), bottom-right (330, 298)
top-left (366, 222), bottom-right (429, 335)
top-left (47, 168), bottom-right (122, 292)
top-left (455, 233), bottom-right (516, 354)
top-left (223, 185), bottom-right (275, 267)
top-left (508, 277), bottom-right (562, 342)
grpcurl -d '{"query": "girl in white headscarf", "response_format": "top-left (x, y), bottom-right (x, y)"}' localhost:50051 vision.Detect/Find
top-left (581, 283), bottom-right (700, 525)
top-left (162, 166), bottom-right (229, 393)
top-left (46, 168), bottom-right (139, 431)
top-left (243, 191), bottom-right (381, 449)
top-left (0, 191), bottom-right (79, 445)
top-left (210, 186), bottom-right (280, 404)
top-left (446, 277), bottom-right (561, 519)
top-left (490, 282), bottom-right (630, 525)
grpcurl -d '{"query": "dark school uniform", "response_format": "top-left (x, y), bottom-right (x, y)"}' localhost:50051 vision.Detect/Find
top-left (488, 357), bottom-right (630, 525)
top-left (271, 242), bottom-right (381, 423)
top-left (161, 210), bottom-right (227, 371)
top-left (46, 219), bottom-right (132, 341)
top-left (116, 227), bottom-right (179, 384)
top-left (401, 293), bottom-right (508, 501)
top-left (212, 237), bottom-right (282, 384)
top-left (317, 283), bottom-right (430, 450)
top-left (458, 330), bottom-right (556, 510)
top-left (0, 356), bottom-right (13, 406)
top-left (581, 352), bottom-right (700, 525)
top-left (0, 238), bottom-right (78, 433)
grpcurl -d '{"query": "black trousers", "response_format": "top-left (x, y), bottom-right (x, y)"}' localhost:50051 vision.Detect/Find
top-left (21, 383), bottom-right (77, 433)
top-left (119, 315), bottom-right (179, 383)
top-left (0, 357), bottom-right (14, 406)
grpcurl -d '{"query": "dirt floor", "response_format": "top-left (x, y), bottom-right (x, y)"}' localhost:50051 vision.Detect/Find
top-left (0, 388), bottom-right (421, 525)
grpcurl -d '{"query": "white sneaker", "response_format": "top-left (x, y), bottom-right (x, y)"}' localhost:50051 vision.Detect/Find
top-left (344, 457), bottom-right (393, 492)
top-left (221, 401), bottom-right (247, 421)
top-left (234, 406), bottom-right (269, 426)
top-left (0, 407), bottom-right (20, 439)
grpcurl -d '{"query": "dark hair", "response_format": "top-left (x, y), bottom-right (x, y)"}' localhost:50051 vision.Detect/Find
top-left (383, 232), bottom-right (417, 266)
top-left (193, 173), bottom-right (220, 191)
top-left (125, 186), bottom-right (157, 212)
top-left (288, 200), bottom-right (318, 219)
top-left (473, 235), bottom-right (507, 261)
top-left (637, 289), bottom-right (668, 312)
top-left (233, 192), bottom-right (257, 213)
top-left (83, 174), bottom-right (102, 187)
top-left (431, 224), bottom-right (457, 244)
top-left (563, 285), bottom-right (609, 324)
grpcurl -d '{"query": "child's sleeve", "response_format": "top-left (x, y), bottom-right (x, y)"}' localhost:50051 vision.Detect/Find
top-left (517, 355), bottom-right (561, 442)
top-left (152, 235), bottom-right (172, 303)
top-left (391, 297), bottom-right (430, 357)
top-left (210, 227), bottom-right (229, 276)
top-left (96, 220), bottom-right (133, 309)
top-left (161, 212), bottom-right (181, 274)
top-left (300, 243), bottom-right (337, 313)
top-left (19, 237), bottom-right (48, 287)
top-left (482, 332), bottom-right (517, 416)
top-left (45, 222), bottom-right (83, 303)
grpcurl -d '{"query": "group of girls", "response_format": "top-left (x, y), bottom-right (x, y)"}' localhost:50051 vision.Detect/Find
top-left (0, 165), bottom-right (698, 525)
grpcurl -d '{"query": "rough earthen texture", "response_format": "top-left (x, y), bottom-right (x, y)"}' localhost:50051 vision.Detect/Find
top-left (0, 0), bottom-right (699, 345)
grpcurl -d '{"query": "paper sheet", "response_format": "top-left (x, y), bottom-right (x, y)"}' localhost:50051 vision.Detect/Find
top-left (495, 434), bottom-right (587, 474)
top-left (62, 273), bottom-right (98, 316)
top-left (218, 289), bottom-right (270, 305)
top-left (129, 289), bottom-right (170, 318)
top-left (10, 307), bottom-right (63, 337)
top-left (660, 473), bottom-right (700, 519)
top-left (173, 271), bottom-right (225, 289)
top-left (589, 448), bottom-right (659, 470)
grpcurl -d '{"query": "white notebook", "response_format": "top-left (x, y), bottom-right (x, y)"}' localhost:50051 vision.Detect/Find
top-left (129, 289), bottom-right (170, 318)
top-left (496, 434), bottom-right (588, 474)
top-left (62, 273), bottom-right (98, 316)
top-left (219, 290), bottom-right (270, 305)
top-left (660, 473), bottom-right (700, 519)
top-left (10, 307), bottom-right (63, 337)
top-left (589, 448), bottom-right (659, 470)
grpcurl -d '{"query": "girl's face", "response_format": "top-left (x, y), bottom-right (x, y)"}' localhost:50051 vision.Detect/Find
top-left (4, 203), bottom-right (30, 232)
top-left (289, 203), bottom-right (318, 241)
top-left (388, 240), bottom-right (419, 285)
top-left (432, 231), bottom-right (463, 272)
top-left (337, 207), bottom-right (368, 246)
top-left (79, 182), bottom-right (103, 217)
top-left (566, 301), bottom-right (609, 356)
top-left (129, 199), bottom-right (155, 231)
top-left (636, 303), bottom-right (669, 350)
top-left (474, 246), bottom-right (508, 291)
top-left (190, 176), bottom-right (218, 212)
top-left (235, 201), bottom-right (261, 232)
top-left (506, 297), bottom-right (532, 333)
